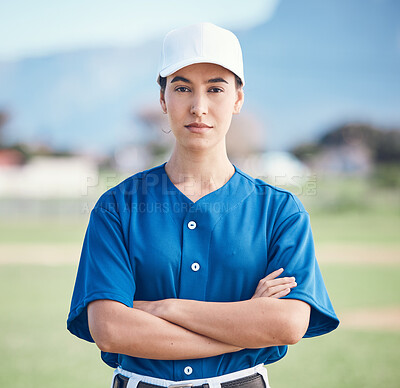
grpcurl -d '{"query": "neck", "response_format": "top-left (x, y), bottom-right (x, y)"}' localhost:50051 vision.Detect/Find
top-left (165, 143), bottom-right (235, 192)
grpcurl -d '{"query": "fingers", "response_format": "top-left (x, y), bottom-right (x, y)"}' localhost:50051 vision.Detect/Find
top-left (252, 268), bottom-right (298, 299)
top-left (260, 276), bottom-right (296, 288)
top-left (264, 267), bottom-right (284, 280)
top-left (261, 281), bottom-right (297, 298)
top-left (271, 287), bottom-right (292, 299)
top-left (253, 279), bottom-right (297, 298)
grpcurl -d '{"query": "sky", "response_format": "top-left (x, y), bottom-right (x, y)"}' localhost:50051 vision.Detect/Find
top-left (0, 0), bottom-right (280, 61)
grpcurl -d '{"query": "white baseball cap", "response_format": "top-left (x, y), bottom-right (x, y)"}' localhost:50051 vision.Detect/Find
top-left (157, 22), bottom-right (245, 86)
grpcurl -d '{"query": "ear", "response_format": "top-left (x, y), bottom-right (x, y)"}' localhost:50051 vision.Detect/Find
top-left (233, 89), bottom-right (244, 115)
top-left (160, 90), bottom-right (167, 114)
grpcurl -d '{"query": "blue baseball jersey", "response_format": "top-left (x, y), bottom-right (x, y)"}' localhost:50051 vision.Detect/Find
top-left (67, 162), bottom-right (339, 380)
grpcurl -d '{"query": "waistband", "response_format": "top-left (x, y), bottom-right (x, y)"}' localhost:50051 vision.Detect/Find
top-left (112, 364), bottom-right (270, 388)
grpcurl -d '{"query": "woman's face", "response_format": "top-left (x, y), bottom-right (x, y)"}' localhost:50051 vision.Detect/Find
top-left (160, 63), bottom-right (244, 152)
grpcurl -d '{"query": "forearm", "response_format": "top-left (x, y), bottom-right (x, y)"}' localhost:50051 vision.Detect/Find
top-left (146, 298), bottom-right (310, 348)
top-left (88, 300), bottom-right (243, 360)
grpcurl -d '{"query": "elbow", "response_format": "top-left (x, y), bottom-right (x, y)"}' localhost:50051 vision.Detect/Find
top-left (91, 324), bottom-right (115, 353)
top-left (280, 305), bottom-right (310, 345)
top-left (250, 300), bottom-right (310, 348)
top-left (281, 321), bottom-right (306, 345)
top-left (87, 300), bottom-right (121, 353)
top-left (89, 315), bottom-right (115, 352)
top-left (97, 338), bottom-right (116, 353)
top-left (251, 322), bottom-right (305, 348)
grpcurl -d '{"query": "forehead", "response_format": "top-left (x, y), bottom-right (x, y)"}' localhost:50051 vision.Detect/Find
top-left (168, 63), bottom-right (235, 82)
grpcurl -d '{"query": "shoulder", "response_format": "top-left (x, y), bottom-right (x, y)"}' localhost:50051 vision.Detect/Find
top-left (93, 163), bottom-right (166, 216)
top-left (234, 165), bottom-right (307, 218)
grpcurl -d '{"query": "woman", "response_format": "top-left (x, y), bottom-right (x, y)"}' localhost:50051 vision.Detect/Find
top-left (67, 22), bottom-right (339, 388)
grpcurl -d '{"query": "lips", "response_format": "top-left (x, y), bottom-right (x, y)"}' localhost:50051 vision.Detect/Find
top-left (185, 122), bottom-right (212, 128)
top-left (184, 122), bottom-right (212, 133)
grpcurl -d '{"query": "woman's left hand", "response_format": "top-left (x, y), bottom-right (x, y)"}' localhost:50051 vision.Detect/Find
top-left (251, 268), bottom-right (297, 299)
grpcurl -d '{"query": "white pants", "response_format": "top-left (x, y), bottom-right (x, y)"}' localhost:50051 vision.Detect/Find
top-left (111, 363), bottom-right (271, 388)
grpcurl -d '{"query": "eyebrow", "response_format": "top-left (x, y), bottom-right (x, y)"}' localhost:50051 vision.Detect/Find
top-left (170, 76), bottom-right (229, 84)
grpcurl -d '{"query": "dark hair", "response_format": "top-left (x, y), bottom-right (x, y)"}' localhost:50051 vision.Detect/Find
top-left (158, 74), bottom-right (243, 94)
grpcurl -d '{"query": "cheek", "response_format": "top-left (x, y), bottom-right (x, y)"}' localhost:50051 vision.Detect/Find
top-left (165, 94), bottom-right (184, 118)
top-left (167, 104), bottom-right (183, 126)
top-left (215, 99), bottom-right (236, 123)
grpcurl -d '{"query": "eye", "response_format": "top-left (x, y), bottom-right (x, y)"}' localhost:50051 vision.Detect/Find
top-left (175, 86), bottom-right (191, 93)
top-left (208, 87), bottom-right (224, 93)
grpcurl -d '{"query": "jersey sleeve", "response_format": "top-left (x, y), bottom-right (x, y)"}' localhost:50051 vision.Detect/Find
top-left (267, 209), bottom-right (339, 338)
top-left (67, 202), bottom-right (135, 344)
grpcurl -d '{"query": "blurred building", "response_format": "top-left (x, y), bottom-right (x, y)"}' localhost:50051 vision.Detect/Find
top-left (238, 151), bottom-right (310, 187)
top-left (0, 149), bottom-right (25, 166)
top-left (0, 156), bottom-right (98, 198)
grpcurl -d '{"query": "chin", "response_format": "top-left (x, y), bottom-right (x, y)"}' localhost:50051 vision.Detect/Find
top-left (174, 132), bottom-right (227, 153)
top-left (180, 137), bottom-right (213, 151)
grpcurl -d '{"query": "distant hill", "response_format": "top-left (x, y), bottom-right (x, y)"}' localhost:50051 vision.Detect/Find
top-left (0, 0), bottom-right (399, 154)
top-left (0, 42), bottom-right (162, 153)
top-left (237, 0), bottom-right (400, 147)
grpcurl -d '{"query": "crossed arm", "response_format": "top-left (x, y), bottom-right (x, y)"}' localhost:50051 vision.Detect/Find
top-left (88, 268), bottom-right (310, 360)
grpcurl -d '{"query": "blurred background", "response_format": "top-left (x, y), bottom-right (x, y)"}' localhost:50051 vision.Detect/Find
top-left (0, 0), bottom-right (399, 387)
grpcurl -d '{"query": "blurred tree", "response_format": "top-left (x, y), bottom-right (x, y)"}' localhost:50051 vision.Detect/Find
top-left (0, 109), bottom-right (76, 164)
top-left (319, 123), bottom-right (400, 163)
top-left (375, 130), bottom-right (400, 163)
top-left (293, 122), bottom-right (400, 164)
top-left (291, 142), bottom-right (320, 162)
top-left (0, 110), bottom-right (9, 149)
top-left (371, 163), bottom-right (400, 188)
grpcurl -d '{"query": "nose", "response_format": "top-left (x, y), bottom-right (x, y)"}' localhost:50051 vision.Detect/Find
top-left (190, 93), bottom-right (208, 116)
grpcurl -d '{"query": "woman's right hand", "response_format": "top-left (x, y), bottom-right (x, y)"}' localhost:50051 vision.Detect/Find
top-left (251, 268), bottom-right (297, 299)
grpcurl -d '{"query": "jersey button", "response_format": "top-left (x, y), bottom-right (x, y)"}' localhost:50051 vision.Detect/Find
top-left (184, 366), bottom-right (193, 376)
top-left (187, 221), bottom-right (197, 230)
top-left (191, 262), bottom-right (200, 272)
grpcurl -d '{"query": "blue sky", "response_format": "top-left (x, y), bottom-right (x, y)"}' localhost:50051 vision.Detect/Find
top-left (0, 0), bottom-right (279, 61)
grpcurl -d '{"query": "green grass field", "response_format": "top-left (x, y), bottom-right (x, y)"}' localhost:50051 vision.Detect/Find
top-left (0, 175), bottom-right (399, 388)
top-left (0, 216), bottom-right (88, 244)
top-left (0, 265), bottom-right (108, 387)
